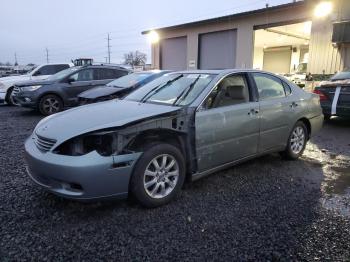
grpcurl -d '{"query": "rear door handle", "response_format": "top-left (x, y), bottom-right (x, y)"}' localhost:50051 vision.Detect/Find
top-left (248, 108), bottom-right (259, 115)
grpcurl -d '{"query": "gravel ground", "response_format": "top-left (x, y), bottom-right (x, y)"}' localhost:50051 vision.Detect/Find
top-left (1, 106), bottom-right (350, 261)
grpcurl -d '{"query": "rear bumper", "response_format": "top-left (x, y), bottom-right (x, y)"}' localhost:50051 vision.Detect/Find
top-left (309, 114), bottom-right (324, 137)
top-left (25, 135), bottom-right (142, 200)
top-left (320, 102), bottom-right (350, 117)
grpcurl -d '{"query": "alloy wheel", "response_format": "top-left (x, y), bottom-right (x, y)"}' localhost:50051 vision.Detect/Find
top-left (290, 126), bottom-right (305, 154)
top-left (143, 154), bottom-right (179, 199)
top-left (43, 98), bottom-right (60, 114)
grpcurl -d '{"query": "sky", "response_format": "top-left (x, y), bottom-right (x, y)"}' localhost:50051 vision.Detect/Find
top-left (0, 0), bottom-right (294, 65)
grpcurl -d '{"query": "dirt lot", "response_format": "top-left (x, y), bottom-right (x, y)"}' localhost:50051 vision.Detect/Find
top-left (1, 106), bottom-right (350, 261)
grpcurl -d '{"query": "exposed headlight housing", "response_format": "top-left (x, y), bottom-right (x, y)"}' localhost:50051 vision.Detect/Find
top-left (54, 131), bottom-right (117, 156)
top-left (22, 85), bottom-right (42, 91)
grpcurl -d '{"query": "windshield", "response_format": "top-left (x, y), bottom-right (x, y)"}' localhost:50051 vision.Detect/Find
top-left (296, 63), bottom-right (307, 74)
top-left (47, 67), bottom-right (79, 81)
top-left (107, 72), bottom-right (152, 88)
top-left (124, 73), bottom-right (215, 106)
top-left (27, 66), bottom-right (39, 75)
top-left (331, 70), bottom-right (350, 81)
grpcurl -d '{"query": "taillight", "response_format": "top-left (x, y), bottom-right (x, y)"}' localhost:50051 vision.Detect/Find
top-left (313, 89), bottom-right (328, 101)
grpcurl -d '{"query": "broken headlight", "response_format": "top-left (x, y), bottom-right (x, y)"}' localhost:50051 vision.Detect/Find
top-left (54, 131), bottom-right (117, 156)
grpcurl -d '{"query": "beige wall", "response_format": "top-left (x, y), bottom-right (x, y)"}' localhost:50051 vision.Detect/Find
top-left (150, 1), bottom-right (350, 74)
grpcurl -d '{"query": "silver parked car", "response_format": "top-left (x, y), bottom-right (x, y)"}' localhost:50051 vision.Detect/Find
top-left (25, 70), bottom-right (323, 207)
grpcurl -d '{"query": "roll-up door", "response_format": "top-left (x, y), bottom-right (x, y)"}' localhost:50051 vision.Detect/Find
top-left (198, 29), bottom-right (237, 69)
top-left (263, 47), bottom-right (292, 74)
top-left (160, 36), bottom-right (187, 70)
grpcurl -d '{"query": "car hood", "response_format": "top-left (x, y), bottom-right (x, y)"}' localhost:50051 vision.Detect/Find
top-left (78, 85), bottom-right (130, 99)
top-left (15, 79), bottom-right (55, 87)
top-left (34, 99), bottom-right (180, 145)
top-left (0, 75), bottom-right (31, 86)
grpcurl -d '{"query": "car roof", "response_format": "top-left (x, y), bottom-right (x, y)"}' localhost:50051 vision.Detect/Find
top-left (79, 64), bottom-right (130, 70)
top-left (171, 69), bottom-right (281, 75)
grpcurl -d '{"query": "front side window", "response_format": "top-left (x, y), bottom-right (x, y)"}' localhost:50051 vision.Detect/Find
top-left (54, 64), bottom-right (69, 73)
top-left (203, 74), bottom-right (250, 109)
top-left (253, 73), bottom-right (286, 101)
top-left (35, 65), bottom-right (58, 76)
top-left (125, 73), bottom-right (215, 106)
top-left (70, 69), bottom-right (94, 81)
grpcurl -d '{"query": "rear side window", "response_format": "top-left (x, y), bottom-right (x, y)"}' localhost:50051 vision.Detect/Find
top-left (70, 69), bottom-right (94, 81)
top-left (252, 73), bottom-right (286, 101)
top-left (283, 81), bottom-right (292, 96)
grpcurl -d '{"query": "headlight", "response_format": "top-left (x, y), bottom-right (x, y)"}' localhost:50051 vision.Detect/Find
top-left (22, 85), bottom-right (42, 91)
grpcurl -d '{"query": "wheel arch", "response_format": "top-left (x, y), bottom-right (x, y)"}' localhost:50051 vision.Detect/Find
top-left (297, 117), bottom-right (311, 139)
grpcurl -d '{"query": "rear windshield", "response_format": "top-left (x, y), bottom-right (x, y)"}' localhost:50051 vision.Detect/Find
top-left (124, 73), bottom-right (215, 106)
top-left (331, 70), bottom-right (350, 81)
top-left (107, 72), bottom-right (152, 88)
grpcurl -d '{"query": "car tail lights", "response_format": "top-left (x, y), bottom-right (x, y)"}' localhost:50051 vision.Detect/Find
top-left (313, 89), bottom-right (328, 101)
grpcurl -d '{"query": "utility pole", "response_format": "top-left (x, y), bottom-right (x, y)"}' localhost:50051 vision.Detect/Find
top-left (45, 48), bottom-right (49, 63)
top-left (107, 33), bottom-right (111, 64)
top-left (14, 52), bottom-right (18, 65)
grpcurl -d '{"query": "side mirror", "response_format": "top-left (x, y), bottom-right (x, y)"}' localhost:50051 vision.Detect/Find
top-left (67, 77), bottom-right (75, 84)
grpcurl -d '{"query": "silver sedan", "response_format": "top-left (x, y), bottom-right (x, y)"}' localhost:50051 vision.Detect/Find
top-left (25, 69), bottom-right (323, 207)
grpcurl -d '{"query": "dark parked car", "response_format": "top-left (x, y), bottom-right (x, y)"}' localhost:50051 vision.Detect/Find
top-left (78, 70), bottom-right (170, 104)
top-left (25, 70), bottom-right (323, 207)
top-left (12, 65), bottom-right (130, 115)
top-left (313, 70), bottom-right (350, 120)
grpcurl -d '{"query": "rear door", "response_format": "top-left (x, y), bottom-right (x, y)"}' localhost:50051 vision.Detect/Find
top-left (251, 72), bottom-right (299, 152)
top-left (195, 73), bottom-right (260, 171)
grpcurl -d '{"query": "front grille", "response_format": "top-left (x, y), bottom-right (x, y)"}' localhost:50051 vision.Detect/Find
top-left (34, 134), bottom-right (57, 152)
top-left (12, 86), bottom-right (21, 96)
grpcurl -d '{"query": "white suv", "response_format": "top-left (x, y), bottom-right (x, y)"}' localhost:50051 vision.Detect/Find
top-left (0, 63), bottom-right (72, 105)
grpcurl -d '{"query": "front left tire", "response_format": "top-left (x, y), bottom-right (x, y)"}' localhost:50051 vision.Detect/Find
top-left (38, 94), bottom-right (63, 116)
top-left (130, 143), bottom-right (186, 208)
top-left (5, 87), bottom-right (19, 106)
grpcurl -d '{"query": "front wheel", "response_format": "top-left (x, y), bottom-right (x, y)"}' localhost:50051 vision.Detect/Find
top-left (38, 94), bottom-right (63, 116)
top-left (5, 87), bottom-right (19, 106)
top-left (280, 121), bottom-right (308, 160)
top-left (130, 143), bottom-right (186, 208)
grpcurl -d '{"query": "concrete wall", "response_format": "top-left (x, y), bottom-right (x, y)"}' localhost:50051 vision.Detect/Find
top-left (150, 1), bottom-right (350, 74)
top-left (151, 4), bottom-right (311, 70)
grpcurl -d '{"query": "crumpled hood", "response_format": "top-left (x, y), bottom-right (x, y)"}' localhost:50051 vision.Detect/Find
top-left (78, 85), bottom-right (129, 99)
top-left (34, 99), bottom-right (180, 145)
top-left (15, 79), bottom-right (55, 87)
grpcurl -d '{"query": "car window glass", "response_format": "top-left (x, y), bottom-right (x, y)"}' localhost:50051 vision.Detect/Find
top-left (54, 64), bottom-right (69, 73)
top-left (204, 74), bottom-right (250, 109)
top-left (253, 73), bottom-right (286, 101)
top-left (71, 69), bottom-right (94, 81)
top-left (36, 65), bottom-right (58, 75)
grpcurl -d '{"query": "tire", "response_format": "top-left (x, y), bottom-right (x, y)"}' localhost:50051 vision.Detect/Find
top-left (130, 143), bottom-right (186, 208)
top-left (38, 94), bottom-right (63, 116)
top-left (5, 87), bottom-right (18, 106)
top-left (280, 121), bottom-right (308, 160)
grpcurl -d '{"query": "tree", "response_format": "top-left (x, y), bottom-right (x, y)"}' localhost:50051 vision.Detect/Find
top-left (123, 51), bottom-right (147, 66)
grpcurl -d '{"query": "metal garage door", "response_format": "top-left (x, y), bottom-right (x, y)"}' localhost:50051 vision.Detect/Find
top-left (263, 47), bottom-right (292, 74)
top-left (199, 29), bottom-right (237, 69)
top-left (160, 37), bottom-right (187, 70)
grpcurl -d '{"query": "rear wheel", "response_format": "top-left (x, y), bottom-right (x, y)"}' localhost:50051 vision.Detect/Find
top-left (281, 121), bottom-right (308, 160)
top-left (5, 87), bottom-right (19, 106)
top-left (38, 94), bottom-right (63, 116)
top-left (130, 143), bottom-right (185, 208)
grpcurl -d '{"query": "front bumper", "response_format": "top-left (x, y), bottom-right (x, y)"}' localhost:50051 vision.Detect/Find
top-left (0, 92), bottom-right (6, 104)
top-left (24, 136), bottom-right (142, 200)
top-left (13, 92), bottom-right (37, 108)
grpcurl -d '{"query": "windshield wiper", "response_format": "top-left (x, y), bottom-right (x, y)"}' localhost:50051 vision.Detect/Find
top-left (139, 74), bottom-right (184, 103)
top-left (172, 75), bottom-right (201, 106)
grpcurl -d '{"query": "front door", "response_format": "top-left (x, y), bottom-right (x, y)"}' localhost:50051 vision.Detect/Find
top-left (195, 73), bottom-right (260, 172)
